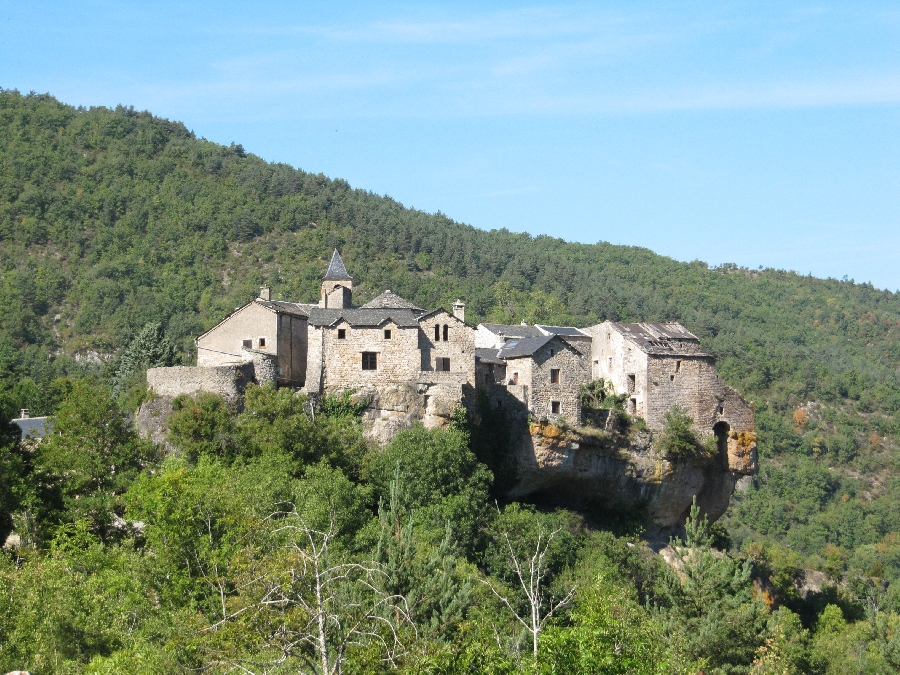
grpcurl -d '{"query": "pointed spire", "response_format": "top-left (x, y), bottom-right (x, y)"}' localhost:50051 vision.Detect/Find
top-left (323, 249), bottom-right (352, 281)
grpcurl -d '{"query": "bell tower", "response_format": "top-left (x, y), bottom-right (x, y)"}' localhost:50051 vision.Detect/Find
top-left (320, 249), bottom-right (353, 309)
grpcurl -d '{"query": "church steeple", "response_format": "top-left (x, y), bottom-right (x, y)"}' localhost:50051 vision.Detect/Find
top-left (323, 249), bottom-right (352, 281)
top-left (320, 249), bottom-right (353, 308)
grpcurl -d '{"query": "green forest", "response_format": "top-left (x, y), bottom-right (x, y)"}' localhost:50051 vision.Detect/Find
top-left (2, 89), bottom-right (900, 673)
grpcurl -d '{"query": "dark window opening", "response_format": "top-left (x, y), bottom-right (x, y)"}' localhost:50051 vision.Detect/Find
top-left (434, 325), bottom-right (440, 341)
top-left (362, 352), bottom-right (378, 370)
top-left (627, 374), bottom-right (636, 393)
top-left (258, 337), bottom-right (266, 348)
top-left (442, 324), bottom-right (449, 341)
top-left (713, 421), bottom-right (730, 457)
top-left (384, 329), bottom-right (392, 339)
top-left (718, 403), bottom-right (725, 415)
top-left (676, 360), bottom-right (682, 373)
top-left (551, 401), bottom-right (561, 414)
top-left (337, 329), bottom-right (346, 339)
top-left (437, 357), bottom-right (451, 372)
top-left (512, 372), bottom-right (519, 385)
top-left (550, 369), bottom-right (560, 384)
top-left (242, 339), bottom-right (252, 349)
top-left (670, 375), bottom-right (675, 381)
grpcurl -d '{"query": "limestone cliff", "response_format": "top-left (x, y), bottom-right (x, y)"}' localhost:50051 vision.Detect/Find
top-left (507, 417), bottom-right (757, 529)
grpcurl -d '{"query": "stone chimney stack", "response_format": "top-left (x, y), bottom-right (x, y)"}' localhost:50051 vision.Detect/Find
top-left (259, 286), bottom-right (271, 301)
top-left (453, 299), bottom-right (465, 323)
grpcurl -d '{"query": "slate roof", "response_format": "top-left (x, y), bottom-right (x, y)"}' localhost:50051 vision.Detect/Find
top-left (536, 325), bottom-right (590, 338)
top-left (12, 416), bottom-right (52, 439)
top-left (307, 307), bottom-right (421, 328)
top-left (256, 299), bottom-right (310, 318)
top-left (323, 249), bottom-right (352, 281)
top-left (474, 348), bottom-right (507, 365)
top-left (480, 323), bottom-right (546, 339)
top-left (496, 335), bottom-right (556, 359)
top-left (610, 322), bottom-right (710, 356)
top-left (360, 290), bottom-right (425, 311)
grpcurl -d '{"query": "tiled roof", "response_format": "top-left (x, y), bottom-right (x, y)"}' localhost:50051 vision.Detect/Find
top-left (536, 325), bottom-right (590, 337)
top-left (610, 322), bottom-right (709, 356)
top-left (360, 290), bottom-right (425, 311)
top-left (480, 323), bottom-right (546, 339)
top-left (307, 307), bottom-right (421, 328)
top-left (323, 249), bottom-right (352, 281)
top-left (497, 335), bottom-right (556, 359)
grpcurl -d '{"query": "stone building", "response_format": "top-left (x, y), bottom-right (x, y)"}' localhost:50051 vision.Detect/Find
top-left (195, 290), bottom-right (308, 388)
top-left (586, 321), bottom-right (754, 443)
top-left (475, 334), bottom-right (588, 423)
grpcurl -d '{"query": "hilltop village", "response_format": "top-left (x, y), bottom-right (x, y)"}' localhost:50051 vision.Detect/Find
top-left (148, 250), bottom-right (754, 450)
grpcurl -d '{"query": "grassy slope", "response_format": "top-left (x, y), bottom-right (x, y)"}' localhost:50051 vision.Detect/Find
top-left (3, 89), bottom-right (900, 572)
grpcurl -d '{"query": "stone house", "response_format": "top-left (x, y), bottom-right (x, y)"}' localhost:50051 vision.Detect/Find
top-left (195, 290), bottom-right (308, 388)
top-left (586, 321), bottom-right (754, 444)
top-left (476, 334), bottom-right (588, 423)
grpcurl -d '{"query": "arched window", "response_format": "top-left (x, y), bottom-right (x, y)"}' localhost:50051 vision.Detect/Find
top-left (434, 324), bottom-right (440, 341)
top-left (442, 324), bottom-right (449, 341)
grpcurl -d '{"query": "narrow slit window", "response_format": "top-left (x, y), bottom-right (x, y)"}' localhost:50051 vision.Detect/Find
top-left (551, 401), bottom-right (561, 414)
top-left (442, 324), bottom-right (449, 341)
top-left (434, 325), bottom-right (440, 341)
top-left (337, 328), bottom-right (346, 339)
top-left (384, 329), bottom-right (392, 339)
top-left (676, 360), bottom-right (682, 373)
top-left (550, 369), bottom-right (560, 384)
top-left (362, 352), bottom-right (378, 370)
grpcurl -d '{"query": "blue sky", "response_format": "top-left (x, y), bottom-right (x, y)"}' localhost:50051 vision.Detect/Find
top-left (3, 1), bottom-right (899, 289)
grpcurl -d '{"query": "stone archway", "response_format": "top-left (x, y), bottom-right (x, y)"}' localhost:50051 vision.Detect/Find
top-left (713, 420), bottom-right (730, 459)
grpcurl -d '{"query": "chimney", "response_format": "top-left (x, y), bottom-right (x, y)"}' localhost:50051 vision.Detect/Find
top-left (453, 299), bottom-right (465, 323)
top-left (259, 286), bottom-right (271, 301)
top-left (20, 409), bottom-right (29, 419)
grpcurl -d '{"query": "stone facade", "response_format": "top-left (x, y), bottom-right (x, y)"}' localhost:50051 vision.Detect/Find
top-left (147, 362), bottom-right (256, 401)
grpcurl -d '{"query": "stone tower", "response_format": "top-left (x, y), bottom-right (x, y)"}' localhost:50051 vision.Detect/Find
top-left (320, 249), bottom-right (353, 309)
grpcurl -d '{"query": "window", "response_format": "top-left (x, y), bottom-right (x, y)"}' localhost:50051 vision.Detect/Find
top-left (362, 352), bottom-right (377, 370)
top-left (627, 374), bottom-right (636, 393)
top-left (242, 339), bottom-right (252, 349)
top-left (436, 357), bottom-right (451, 371)
top-left (434, 325), bottom-right (440, 341)
top-left (550, 369), bottom-right (560, 384)
top-left (337, 329), bottom-right (346, 339)
top-left (676, 360), bottom-right (682, 373)
top-left (384, 329), bottom-right (392, 339)
top-left (258, 337), bottom-right (266, 348)
top-left (670, 375), bottom-right (675, 381)
top-left (442, 324), bottom-right (449, 341)
top-left (628, 398), bottom-right (636, 414)
top-left (512, 372), bottom-right (519, 385)
top-left (551, 401), bottom-right (561, 414)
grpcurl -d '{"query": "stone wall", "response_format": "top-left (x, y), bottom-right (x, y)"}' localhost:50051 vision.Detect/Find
top-left (417, 311), bottom-right (476, 391)
top-left (322, 323), bottom-right (420, 389)
top-left (197, 301), bottom-right (277, 365)
top-left (523, 338), bottom-right (588, 423)
top-left (147, 362), bottom-right (255, 401)
top-left (588, 323), bottom-right (650, 418)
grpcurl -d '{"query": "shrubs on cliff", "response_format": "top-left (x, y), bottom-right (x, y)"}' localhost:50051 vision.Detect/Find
top-left (658, 406), bottom-right (714, 461)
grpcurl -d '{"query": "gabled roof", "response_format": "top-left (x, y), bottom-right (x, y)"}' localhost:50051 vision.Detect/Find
top-left (360, 290), bottom-right (424, 311)
top-left (323, 249), bottom-right (352, 281)
top-left (497, 335), bottom-right (556, 359)
top-left (609, 321), bottom-right (709, 356)
top-left (480, 323), bottom-right (546, 339)
top-left (536, 324), bottom-right (590, 338)
top-left (197, 298), bottom-right (309, 340)
top-left (307, 307), bottom-right (421, 328)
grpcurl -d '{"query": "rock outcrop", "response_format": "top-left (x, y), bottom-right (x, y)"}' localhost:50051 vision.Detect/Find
top-left (506, 419), bottom-right (757, 530)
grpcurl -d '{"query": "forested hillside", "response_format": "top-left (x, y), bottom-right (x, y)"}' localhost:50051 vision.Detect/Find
top-left (2, 89), bottom-right (900, 673)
